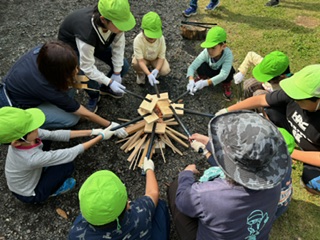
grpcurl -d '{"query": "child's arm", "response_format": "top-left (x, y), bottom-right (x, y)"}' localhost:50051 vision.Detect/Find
top-left (292, 149), bottom-right (320, 167)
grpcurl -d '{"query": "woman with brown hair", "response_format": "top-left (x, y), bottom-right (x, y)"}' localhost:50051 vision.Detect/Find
top-left (1, 40), bottom-right (127, 138)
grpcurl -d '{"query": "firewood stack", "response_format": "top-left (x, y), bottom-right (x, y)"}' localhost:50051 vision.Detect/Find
top-left (116, 92), bottom-right (189, 170)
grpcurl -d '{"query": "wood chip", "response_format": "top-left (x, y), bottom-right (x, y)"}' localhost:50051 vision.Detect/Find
top-left (56, 208), bottom-right (68, 219)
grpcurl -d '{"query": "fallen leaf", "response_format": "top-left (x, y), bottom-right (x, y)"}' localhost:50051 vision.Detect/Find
top-left (56, 208), bottom-right (68, 219)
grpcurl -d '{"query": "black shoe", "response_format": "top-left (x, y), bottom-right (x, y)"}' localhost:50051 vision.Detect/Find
top-left (100, 85), bottom-right (124, 99)
top-left (86, 96), bottom-right (101, 113)
top-left (265, 0), bottom-right (279, 7)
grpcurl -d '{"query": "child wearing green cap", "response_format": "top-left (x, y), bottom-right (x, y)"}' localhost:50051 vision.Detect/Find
top-left (186, 26), bottom-right (235, 100)
top-left (69, 162), bottom-right (170, 239)
top-left (233, 51), bottom-right (292, 99)
top-left (0, 107), bottom-right (115, 204)
top-left (216, 64), bottom-right (320, 195)
top-left (132, 11), bottom-right (170, 86)
top-left (58, 0), bottom-right (136, 111)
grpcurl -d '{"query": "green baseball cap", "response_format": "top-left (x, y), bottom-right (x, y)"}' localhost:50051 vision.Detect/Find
top-left (200, 26), bottom-right (226, 48)
top-left (98, 0), bottom-right (136, 32)
top-left (0, 107), bottom-right (45, 144)
top-left (141, 11), bottom-right (163, 39)
top-left (79, 170), bottom-right (128, 226)
top-left (278, 128), bottom-right (295, 154)
top-left (253, 51), bottom-right (289, 83)
top-left (280, 64), bottom-right (320, 100)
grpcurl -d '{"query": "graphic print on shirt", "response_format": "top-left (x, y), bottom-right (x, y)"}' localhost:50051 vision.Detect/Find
top-left (245, 210), bottom-right (269, 240)
top-left (288, 111), bottom-right (309, 143)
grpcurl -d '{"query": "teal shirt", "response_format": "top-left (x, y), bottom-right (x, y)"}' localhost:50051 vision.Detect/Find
top-left (187, 47), bottom-right (234, 86)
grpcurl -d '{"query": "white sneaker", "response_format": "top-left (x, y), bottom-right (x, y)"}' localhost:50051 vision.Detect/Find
top-left (136, 74), bottom-right (146, 84)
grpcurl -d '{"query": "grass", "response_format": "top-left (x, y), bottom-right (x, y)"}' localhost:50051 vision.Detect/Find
top-left (188, 0), bottom-right (320, 239)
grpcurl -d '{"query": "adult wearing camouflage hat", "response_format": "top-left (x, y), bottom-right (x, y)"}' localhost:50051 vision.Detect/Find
top-left (217, 64), bottom-right (320, 195)
top-left (58, 0), bottom-right (136, 111)
top-left (167, 111), bottom-right (290, 240)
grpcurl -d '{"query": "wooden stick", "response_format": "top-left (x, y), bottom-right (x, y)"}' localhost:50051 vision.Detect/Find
top-left (115, 137), bottom-right (130, 144)
top-left (127, 134), bottom-right (147, 162)
top-left (166, 129), bottom-right (189, 148)
top-left (117, 118), bottom-right (131, 122)
top-left (166, 126), bottom-right (189, 140)
top-left (165, 121), bottom-right (179, 126)
top-left (125, 121), bottom-right (146, 135)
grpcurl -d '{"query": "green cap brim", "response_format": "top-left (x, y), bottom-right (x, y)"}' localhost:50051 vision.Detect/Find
top-left (280, 76), bottom-right (313, 100)
top-left (200, 42), bottom-right (218, 49)
top-left (144, 28), bottom-right (162, 39)
top-left (112, 12), bottom-right (136, 31)
top-left (252, 64), bottom-right (274, 83)
top-left (26, 108), bottom-right (46, 133)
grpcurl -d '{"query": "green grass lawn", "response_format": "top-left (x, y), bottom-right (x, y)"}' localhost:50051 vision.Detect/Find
top-left (187, 0), bottom-right (320, 239)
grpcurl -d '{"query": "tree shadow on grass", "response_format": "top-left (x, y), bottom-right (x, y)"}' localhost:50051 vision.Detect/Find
top-left (211, 6), bottom-right (313, 34)
top-left (271, 198), bottom-right (320, 240)
top-left (283, 1), bottom-right (320, 12)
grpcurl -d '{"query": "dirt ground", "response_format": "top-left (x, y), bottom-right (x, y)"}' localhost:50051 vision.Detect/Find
top-left (0, 0), bottom-right (227, 239)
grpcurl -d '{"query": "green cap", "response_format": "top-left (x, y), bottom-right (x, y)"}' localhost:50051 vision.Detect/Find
top-left (79, 170), bottom-right (128, 226)
top-left (280, 64), bottom-right (320, 100)
top-left (0, 107), bottom-right (45, 144)
top-left (200, 26), bottom-right (226, 48)
top-left (278, 128), bottom-right (295, 154)
top-left (98, 0), bottom-right (136, 32)
top-left (253, 51), bottom-right (289, 83)
top-left (141, 11), bottom-right (163, 39)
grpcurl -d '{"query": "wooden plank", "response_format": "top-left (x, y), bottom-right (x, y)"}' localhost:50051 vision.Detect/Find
top-left (120, 129), bottom-right (143, 151)
top-left (151, 92), bottom-right (169, 101)
top-left (171, 103), bottom-right (184, 115)
top-left (127, 134), bottom-right (148, 162)
top-left (165, 121), bottom-right (179, 126)
top-left (75, 75), bottom-right (89, 82)
top-left (144, 122), bottom-right (166, 134)
top-left (166, 126), bottom-right (189, 140)
top-left (125, 120), bottom-right (146, 135)
top-left (144, 112), bottom-right (159, 124)
top-left (164, 118), bottom-right (175, 122)
top-left (139, 94), bottom-right (158, 113)
top-left (166, 129), bottom-right (189, 148)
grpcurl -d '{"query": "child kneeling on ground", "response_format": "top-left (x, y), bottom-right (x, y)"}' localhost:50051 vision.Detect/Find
top-left (0, 107), bottom-right (117, 204)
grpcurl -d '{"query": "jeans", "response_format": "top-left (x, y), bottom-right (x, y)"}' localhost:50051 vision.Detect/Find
top-left (77, 47), bottom-right (130, 99)
top-left (13, 162), bottom-right (74, 203)
top-left (0, 83), bottom-right (13, 107)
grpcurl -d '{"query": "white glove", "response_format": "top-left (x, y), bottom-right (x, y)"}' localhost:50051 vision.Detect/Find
top-left (110, 122), bottom-right (128, 138)
top-left (111, 73), bottom-right (122, 83)
top-left (143, 157), bottom-right (155, 172)
top-left (191, 140), bottom-right (209, 156)
top-left (234, 72), bottom-right (244, 84)
top-left (109, 80), bottom-right (126, 94)
top-left (91, 128), bottom-right (103, 136)
top-left (215, 108), bottom-right (228, 116)
top-left (193, 80), bottom-right (209, 93)
top-left (147, 74), bottom-right (159, 86)
top-left (187, 80), bottom-right (195, 95)
top-left (98, 126), bottom-right (114, 140)
top-left (151, 69), bottom-right (159, 78)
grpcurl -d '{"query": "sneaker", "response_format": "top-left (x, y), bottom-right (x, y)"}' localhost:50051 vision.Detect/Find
top-left (136, 74), bottom-right (146, 85)
top-left (182, 6), bottom-right (197, 18)
top-left (300, 178), bottom-right (320, 196)
top-left (222, 82), bottom-right (232, 101)
top-left (100, 85), bottom-right (124, 99)
top-left (205, 0), bottom-right (220, 11)
top-left (51, 178), bottom-right (76, 197)
top-left (265, 0), bottom-right (279, 7)
top-left (86, 95), bottom-right (101, 113)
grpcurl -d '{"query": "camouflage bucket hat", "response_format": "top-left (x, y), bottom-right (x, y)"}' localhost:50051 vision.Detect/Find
top-left (208, 110), bottom-right (290, 190)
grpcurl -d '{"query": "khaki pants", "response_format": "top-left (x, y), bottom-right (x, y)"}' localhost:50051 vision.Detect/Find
top-left (131, 57), bottom-right (171, 76)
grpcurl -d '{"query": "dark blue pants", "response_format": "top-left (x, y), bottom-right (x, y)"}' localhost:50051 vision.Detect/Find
top-left (197, 62), bottom-right (235, 83)
top-left (151, 199), bottom-right (171, 240)
top-left (13, 162), bottom-right (74, 203)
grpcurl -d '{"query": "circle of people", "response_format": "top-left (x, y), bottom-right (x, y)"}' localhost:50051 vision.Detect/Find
top-left (0, 0), bottom-right (319, 239)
